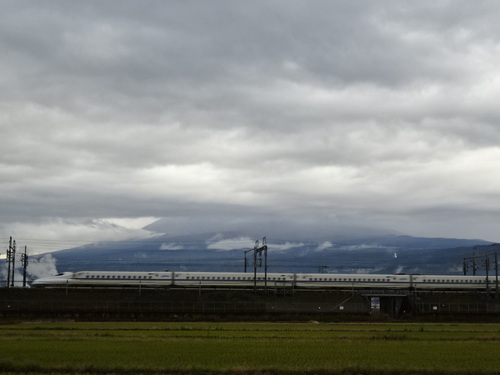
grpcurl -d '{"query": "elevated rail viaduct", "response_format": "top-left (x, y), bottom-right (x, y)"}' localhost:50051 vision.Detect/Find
top-left (1, 287), bottom-right (500, 320)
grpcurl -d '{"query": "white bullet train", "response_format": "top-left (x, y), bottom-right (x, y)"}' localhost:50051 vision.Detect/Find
top-left (31, 270), bottom-right (495, 291)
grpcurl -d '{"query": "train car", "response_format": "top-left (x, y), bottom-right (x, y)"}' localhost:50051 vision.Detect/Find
top-left (410, 274), bottom-right (489, 290)
top-left (172, 272), bottom-right (295, 288)
top-left (31, 271), bottom-right (173, 287)
top-left (294, 273), bottom-right (411, 289)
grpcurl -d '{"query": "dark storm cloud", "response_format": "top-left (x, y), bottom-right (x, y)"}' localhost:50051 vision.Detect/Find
top-left (2, 0), bottom-right (500, 249)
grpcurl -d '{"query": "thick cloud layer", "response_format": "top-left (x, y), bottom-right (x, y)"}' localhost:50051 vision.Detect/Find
top-left (2, 1), bottom-right (500, 253)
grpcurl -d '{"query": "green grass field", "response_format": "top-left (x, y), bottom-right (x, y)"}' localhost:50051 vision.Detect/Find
top-left (1, 321), bottom-right (499, 374)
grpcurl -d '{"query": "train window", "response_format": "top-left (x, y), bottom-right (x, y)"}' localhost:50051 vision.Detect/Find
top-left (86, 275), bottom-right (90, 278)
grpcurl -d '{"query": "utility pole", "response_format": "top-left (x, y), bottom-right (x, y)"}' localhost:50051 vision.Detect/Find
top-left (10, 239), bottom-right (16, 287)
top-left (263, 237), bottom-right (268, 290)
top-left (253, 240), bottom-right (258, 290)
top-left (6, 237), bottom-right (12, 288)
top-left (464, 251), bottom-right (499, 298)
top-left (21, 246), bottom-right (28, 288)
top-left (495, 253), bottom-right (499, 300)
top-left (486, 256), bottom-right (490, 294)
top-left (252, 237), bottom-right (268, 291)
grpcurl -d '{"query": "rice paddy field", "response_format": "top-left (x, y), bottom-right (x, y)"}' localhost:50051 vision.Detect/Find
top-left (0, 321), bottom-right (500, 375)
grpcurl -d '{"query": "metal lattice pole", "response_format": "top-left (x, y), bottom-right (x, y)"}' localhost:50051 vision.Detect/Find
top-left (10, 240), bottom-right (16, 287)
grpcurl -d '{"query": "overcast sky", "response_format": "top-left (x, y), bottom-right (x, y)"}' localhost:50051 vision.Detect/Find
top-left (2, 0), bottom-right (500, 254)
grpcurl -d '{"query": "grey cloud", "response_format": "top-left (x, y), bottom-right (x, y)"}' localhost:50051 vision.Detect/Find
top-left (2, 1), bottom-right (500, 245)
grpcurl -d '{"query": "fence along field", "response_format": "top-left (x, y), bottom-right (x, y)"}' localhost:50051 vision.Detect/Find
top-left (1, 321), bottom-right (500, 374)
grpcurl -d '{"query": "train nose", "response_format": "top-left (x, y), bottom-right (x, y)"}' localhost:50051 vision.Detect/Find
top-left (31, 275), bottom-right (64, 287)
